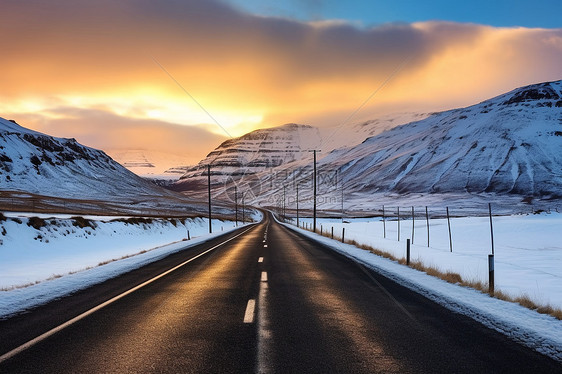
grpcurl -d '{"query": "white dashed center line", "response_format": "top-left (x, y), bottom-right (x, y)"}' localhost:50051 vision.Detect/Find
top-left (244, 299), bottom-right (256, 323)
top-left (261, 272), bottom-right (268, 282)
top-left (258, 257), bottom-right (264, 263)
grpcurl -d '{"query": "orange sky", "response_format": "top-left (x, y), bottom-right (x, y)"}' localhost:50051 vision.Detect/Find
top-left (1, 0), bottom-right (561, 165)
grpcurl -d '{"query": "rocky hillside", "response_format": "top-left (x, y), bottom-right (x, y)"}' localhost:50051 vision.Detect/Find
top-left (0, 117), bottom-right (181, 200)
top-left (172, 123), bottom-right (323, 192)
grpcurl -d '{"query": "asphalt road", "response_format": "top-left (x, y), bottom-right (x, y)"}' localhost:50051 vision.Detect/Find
top-left (1, 212), bottom-right (560, 373)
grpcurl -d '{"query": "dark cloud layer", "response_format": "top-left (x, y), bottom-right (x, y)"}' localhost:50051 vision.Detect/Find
top-left (1, 0), bottom-right (561, 162)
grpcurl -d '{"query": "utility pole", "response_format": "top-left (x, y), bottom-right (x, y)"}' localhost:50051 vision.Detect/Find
top-left (234, 185), bottom-right (238, 227)
top-left (340, 170), bottom-right (344, 223)
top-left (207, 164), bottom-right (212, 234)
top-left (296, 183), bottom-right (300, 228)
top-left (242, 193), bottom-right (245, 223)
top-left (283, 185), bottom-right (286, 221)
top-left (313, 150), bottom-right (317, 233)
top-left (308, 149), bottom-right (320, 233)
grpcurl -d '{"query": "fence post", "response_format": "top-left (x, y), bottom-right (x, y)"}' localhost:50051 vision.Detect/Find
top-left (321, 225), bottom-right (323, 235)
top-left (446, 207), bottom-right (453, 252)
top-left (188, 230), bottom-right (190, 240)
top-left (406, 239), bottom-right (411, 265)
top-left (397, 207), bottom-right (400, 241)
top-left (489, 203), bottom-right (495, 255)
top-left (411, 206), bottom-right (415, 244)
top-left (425, 206), bottom-right (429, 247)
top-left (342, 227), bottom-right (345, 243)
top-left (488, 254), bottom-right (495, 294)
top-left (383, 205), bottom-right (386, 238)
top-left (331, 226), bottom-right (334, 239)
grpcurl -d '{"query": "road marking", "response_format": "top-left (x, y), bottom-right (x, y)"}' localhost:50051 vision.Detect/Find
top-left (263, 240), bottom-right (266, 242)
top-left (243, 299), bottom-right (256, 323)
top-left (261, 271), bottom-right (268, 282)
top-left (257, 274), bottom-right (272, 373)
top-left (258, 257), bottom-right (264, 263)
top-left (263, 244), bottom-right (268, 248)
top-left (0, 225), bottom-right (257, 364)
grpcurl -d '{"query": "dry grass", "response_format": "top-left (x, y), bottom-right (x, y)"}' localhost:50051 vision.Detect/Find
top-left (303, 221), bottom-right (562, 321)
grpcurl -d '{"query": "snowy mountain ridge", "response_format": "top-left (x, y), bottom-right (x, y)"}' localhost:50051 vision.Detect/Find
top-left (320, 80), bottom-right (562, 199)
top-left (0, 117), bottom-right (179, 200)
top-left (173, 79), bottom-right (562, 212)
top-left (172, 123), bottom-right (323, 192)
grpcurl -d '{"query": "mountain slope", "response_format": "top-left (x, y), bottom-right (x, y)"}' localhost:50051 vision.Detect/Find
top-left (0, 117), bottom-right (181, 200)
top-left (321, 80), bottom-right (562, 199)
top-left (172, 123), bottom-right (323, 192)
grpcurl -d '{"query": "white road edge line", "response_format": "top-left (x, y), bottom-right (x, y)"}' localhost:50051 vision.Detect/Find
top-left (0, 225), bottom-right (256, 364)
top-left (243, 299), bottom-right (256, 323)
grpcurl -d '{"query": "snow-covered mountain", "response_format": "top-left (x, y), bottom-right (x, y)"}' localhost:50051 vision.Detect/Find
top-left (174, 80), bottom-right (562, 214)
top-left (172, 123), bottom-right (323, 193)
top-left (322, 80), bottom-right (562, 198)
top-left (0, 117), bottom-right (183, 201)
top-left (171, 114), bottom-right (429, 194)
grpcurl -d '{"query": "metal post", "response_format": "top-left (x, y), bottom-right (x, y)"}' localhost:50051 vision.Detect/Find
top-left (207, 164), bottom-right (212, 234)
top-left (331, 226), bottom-right (334, 239)
top-left (406, 239), bottom-right (411, 265)
top-left (397, 207), bottom-right (400, 241)
top-left (425, 206), bottom-right (430, 247)
top-left (411, 206), bottom-right (415, 244)
top-left (488, 254), bottom-right (495, 294)
top-left (188, 230), bottom-right (190, 240)
top-left (383, 205), bottom-right (386, 238)
top-left (447, 207), bottom-right (452, 252)
top-left (342, 227), bottom-right (345, 243)
top-left (489, 203), bottom-right (495, 255)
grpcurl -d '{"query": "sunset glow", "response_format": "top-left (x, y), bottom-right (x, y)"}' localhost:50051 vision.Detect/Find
top-left (1, 0), bottom-right (561, 164)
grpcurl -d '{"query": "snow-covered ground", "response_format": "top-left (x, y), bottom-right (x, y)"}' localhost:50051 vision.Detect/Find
top-left (279, 214), bottom-right (562, 361)
top-left (0, 211), bottom-right (261, 318)
top-left (291, 212), bottom-right (562, 310)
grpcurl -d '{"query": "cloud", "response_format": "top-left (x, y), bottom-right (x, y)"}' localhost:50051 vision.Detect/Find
top-left (9, 108), bottom-right (227, 165)
top-left (0, 0), bottom-right (561, 159)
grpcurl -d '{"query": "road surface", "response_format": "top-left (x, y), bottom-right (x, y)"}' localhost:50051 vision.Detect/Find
top-left (1, 212), bottom-right (560, 373)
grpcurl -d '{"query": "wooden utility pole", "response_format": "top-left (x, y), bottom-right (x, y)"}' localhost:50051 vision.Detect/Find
top-left (234, 186), bottom-right (238, 227)
top-left (207, 164), bottom-right (212, 234)
top-left (313, 150), bottom-right (317, 233)
top-left (296, 184), bottom-right (300, 228)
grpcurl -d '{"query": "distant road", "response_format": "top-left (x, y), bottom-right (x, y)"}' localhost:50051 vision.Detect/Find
top-left (1, 212), bottom-right (560, 373)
